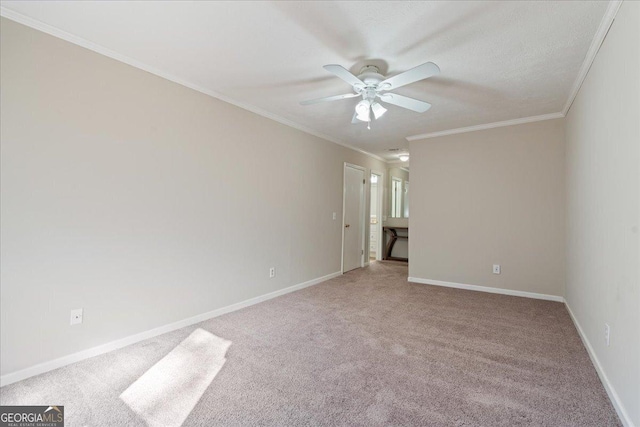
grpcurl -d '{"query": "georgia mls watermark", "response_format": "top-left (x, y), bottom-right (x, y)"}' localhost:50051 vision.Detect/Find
top-left (0, 406), bottom-right (64, 427)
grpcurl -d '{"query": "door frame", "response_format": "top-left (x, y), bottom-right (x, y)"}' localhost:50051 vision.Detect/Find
top-left (341, 162), bottom-right (366, 274)
top-left (370, 169), bottom-right (384, 261)
top-left (404, 180), bottom-right (410, 218)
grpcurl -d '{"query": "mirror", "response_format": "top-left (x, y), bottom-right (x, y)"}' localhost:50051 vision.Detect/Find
top-left (388, 167), bottom-right (409, 218)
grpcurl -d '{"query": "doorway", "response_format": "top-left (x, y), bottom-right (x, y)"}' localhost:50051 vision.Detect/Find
top-left (369, 171), bottom-right (383, 261)
top-left (342, 163), bottom-right (365, 273)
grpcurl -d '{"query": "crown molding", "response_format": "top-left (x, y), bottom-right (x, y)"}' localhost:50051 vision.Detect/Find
top-left (562, 0), bottom-right (623, 115)
top-left (0, 7), bottom-right (387, 164)
top-left (406, 112), bottom-right (564, 141)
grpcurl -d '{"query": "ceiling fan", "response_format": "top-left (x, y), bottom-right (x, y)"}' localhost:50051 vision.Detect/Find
top-left (300, 62), bottom-right (440, 129)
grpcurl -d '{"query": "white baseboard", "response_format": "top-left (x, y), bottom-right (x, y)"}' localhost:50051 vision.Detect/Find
top-left (0, 271), bottom-right (341, 387)
top-left (407, 277), bottom-right (564, 302)
top-left (564, 303), bottom-right (633, 427)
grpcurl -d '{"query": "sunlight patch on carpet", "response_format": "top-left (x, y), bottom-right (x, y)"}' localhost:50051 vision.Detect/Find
top-left (120, 328), bottom-right (231, 427)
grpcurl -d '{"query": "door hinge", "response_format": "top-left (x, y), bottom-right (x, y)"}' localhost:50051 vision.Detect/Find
top-left (361, 249), bottom-right (364, 255)
top-left (363, 179), bottom-right (366, 184)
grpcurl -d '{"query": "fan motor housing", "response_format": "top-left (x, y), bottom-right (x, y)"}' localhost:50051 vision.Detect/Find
top-left (358, 65), bottom-right (385, 86)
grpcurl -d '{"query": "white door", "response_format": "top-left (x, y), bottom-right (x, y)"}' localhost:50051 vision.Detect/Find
top-left (343, 164), bottom-right (365, 273)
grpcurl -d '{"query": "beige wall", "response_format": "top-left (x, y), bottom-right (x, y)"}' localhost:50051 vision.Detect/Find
top-left (564, 1), bottom-right (639, 424)
top-left (409, 119), bottom-right (565, 297)
top-left (0, 18), bottom-right (386, 376)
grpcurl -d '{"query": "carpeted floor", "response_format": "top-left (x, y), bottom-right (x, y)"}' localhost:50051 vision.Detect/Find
top-left (0, 262), bottom-right (621, 426)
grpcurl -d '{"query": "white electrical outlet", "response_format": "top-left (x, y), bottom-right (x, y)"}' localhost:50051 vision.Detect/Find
top-left (493, 264), bottom-right (501, 274)
top-left (269, 267), bottom-right (276, 278)
top-left (604, 323), bottom-right (610, 346)
top-left (70, 308), bottom-right (83, 326)
top-left (332, 212), bottom-right (337, 220)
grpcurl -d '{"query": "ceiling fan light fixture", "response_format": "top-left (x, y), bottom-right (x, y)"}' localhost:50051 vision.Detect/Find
top-left (301, 61), bottom-right (440, 128)
top-left (398, 154), bottom-right (409, 162)
top-left (356, 110), bottom-right (371, 122)
top-left (355, 100), bottom-right (371, 122)
top-left (371, 102), bottom-right (387, 120)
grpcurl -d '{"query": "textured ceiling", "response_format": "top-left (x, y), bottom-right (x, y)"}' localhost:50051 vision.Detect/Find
top-left (1, 1), bottom-right (609, 160)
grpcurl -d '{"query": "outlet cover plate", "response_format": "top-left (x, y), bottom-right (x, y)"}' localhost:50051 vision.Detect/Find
top-left (70, 308), bottom-right (83, 326)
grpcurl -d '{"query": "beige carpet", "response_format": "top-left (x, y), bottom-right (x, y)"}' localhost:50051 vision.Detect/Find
top-left (0, 262), bottom-right (621, 426)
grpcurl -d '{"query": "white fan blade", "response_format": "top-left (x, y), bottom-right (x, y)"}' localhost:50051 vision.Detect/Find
top-left (324, 64), bottom-right (365, 88)
top-left (378, 93), bottom-right (432, 113)
top-left (300, 93), bottom-right (359, 105)
top-left (378, 62), bottom-right (440, 91)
